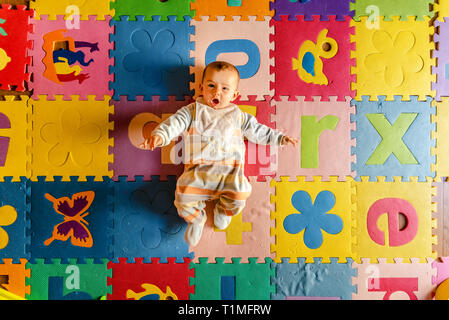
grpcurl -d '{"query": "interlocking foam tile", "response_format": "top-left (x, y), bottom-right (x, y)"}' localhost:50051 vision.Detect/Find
top-left (351, 96), bottom-right (435, 181)
top-left (0, 178), bottom-right (29, 261)
top-left (270, 15), bottom-right (354, 101)
top-left (30, 96), bottom-right (113, 181)
top-left (0, 258), bottom-right (29, 298)
top-left (26, 258), bottom-right (110, 300)
top-left (29, 177), bottom-right (113, 261)
top-left (272, 96), bottom-right (353, 180)
top-left (111, 95), bottom-right (190, 181)
top-left (234, 95), bottom-right (277, 179)
top-left (351, 16), bottom-right (435, 101)
top-left (271, 0), bottom-right (350, 21)
top-left (110, 16), bottom-right (194, 100)
top-left (433, 180), bottom-right (449, 257)
top-left (272, 258), bottom-right (356, 300)
top-left (435, 0), bottom-right (449, 21)
top-left (107, 257), bottom-right (194, 300)
top-left (0, 5), bottom-right (33, 91)
top-left (433, 18), bottom-right (449, 101)
top-left (432, 257), bottom-right (449, 286)
top-left (354, 177), bottom-right (436, 263)
top-left (352, 258), bottom-right (436, 300)
top-left (270, 176), bottom-right (355, 264)
top-left (191, 16), bottom-right (273, 100)
top-left (28, 15), bottom-right (113, 100)
top-left (192, 178), bottom-right (274, 263)
top-left (191, 0), bottom-right (272, 21)
top-left (112, 176), bottom-right (190, 263)
top-left (190, 257), bottom-right (274, 300)
top-left (433, 99), bottom-right (449, 178)
top-left (30, 0), bottom-right (112, 20)
top-left (111, 0), bottom-right (192, 21)
top-left (350, 0), bottom-right (433, 21)
top-left (0, 96), bottom-right (30, 181)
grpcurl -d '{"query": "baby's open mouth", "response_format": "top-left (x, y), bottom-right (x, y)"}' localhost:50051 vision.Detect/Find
top-left (212, 98), bottom-right (220, 105)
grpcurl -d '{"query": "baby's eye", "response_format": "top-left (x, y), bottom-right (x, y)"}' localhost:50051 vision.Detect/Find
top-left (223, 87), bottom-right (228, 91)
top-left (208, 84), bottom-right (215, 88)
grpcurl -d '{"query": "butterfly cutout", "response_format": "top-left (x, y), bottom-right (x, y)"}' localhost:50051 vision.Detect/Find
top-left (44, 191), bottom-right (95, 248)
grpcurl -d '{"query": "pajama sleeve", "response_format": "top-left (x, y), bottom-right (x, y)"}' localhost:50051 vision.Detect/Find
top-left (151, 104), bottom-right (194, 147)
top-left (240, 111), bottom-right (284, 146)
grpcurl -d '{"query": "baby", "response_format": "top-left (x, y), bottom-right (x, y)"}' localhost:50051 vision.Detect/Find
top-left (140, 61), bottom-right (298, 246)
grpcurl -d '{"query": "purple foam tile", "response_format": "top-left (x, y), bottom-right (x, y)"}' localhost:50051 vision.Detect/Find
top-left (110, 96), bottom-right (192, 181)
top-left (433, 19), bottom-right (449, 101)
top-left (270, 0), bottom-right (351, 21)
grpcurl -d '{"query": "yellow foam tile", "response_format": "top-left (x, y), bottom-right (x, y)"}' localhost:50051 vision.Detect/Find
top-left (0, 96), bottom-right (30, 181)
top-left (435, 0), bottom-right (449, 21)
top-left (30, 0), bottom-right (114, 20)
top-left (354, 178), bottom-right (435, 263)
top-left (30, 95), bottom-right (113, 181)
top-left (351, 16), bottom-right (435, 101)
top-left (433, 98), bottom-right (449, 178)
top-left (270, 176), bottom-right (355, 263)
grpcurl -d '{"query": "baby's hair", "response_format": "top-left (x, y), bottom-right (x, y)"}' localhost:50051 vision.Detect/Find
top-left (201, 61), bottom-right (240, 83)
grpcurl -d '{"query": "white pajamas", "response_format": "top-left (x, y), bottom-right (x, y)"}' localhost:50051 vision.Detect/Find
top-left (152, 97), bottom-right (284, 224)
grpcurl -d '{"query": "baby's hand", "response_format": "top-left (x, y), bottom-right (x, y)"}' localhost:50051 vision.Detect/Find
top-left (139, 135), bottom-right (163, 150)
top-left (281, 135), bottom-right (299, 147)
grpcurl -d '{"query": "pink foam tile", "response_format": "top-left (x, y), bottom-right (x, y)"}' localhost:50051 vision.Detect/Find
top-left (191, 16), bottom-right (273, 100)
top-left (432, 257), bottom-right (449, 285)
top-left (272, 96), bottom-right (353, 179)
top-left (191, 178), bottom-right (274, 263)
top-left (110, 96), bottom-right (193, 180)
top-left (28, 15), bottom-right (113, 99)
top-left (353, 258), bottom-right (436, 300)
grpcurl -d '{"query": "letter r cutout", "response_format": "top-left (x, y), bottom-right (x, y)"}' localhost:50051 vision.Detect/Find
top-left (365, 113), bottom-right (418, 165)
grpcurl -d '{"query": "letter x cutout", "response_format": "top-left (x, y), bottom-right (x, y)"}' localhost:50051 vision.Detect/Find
top-left (365, 113), bottom-right (418, 165)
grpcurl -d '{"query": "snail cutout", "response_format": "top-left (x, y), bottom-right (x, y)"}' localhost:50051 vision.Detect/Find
top-left (292, 29), bottom-right (338, 85)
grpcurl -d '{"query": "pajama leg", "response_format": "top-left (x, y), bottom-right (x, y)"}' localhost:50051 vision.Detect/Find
top-left (174, 193), bottom-right (207, 225)
top-left (214, 193), bottom-right (247, 217)
top-left (213, 194), bottom-right (247, 230)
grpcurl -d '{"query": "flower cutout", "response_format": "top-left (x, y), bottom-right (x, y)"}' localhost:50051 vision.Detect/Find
top-left (283, 190), bottom-right (343, 249)
top-left (40, 108), bottom-right (101, 167)
top-left (0, 205), bottom-right (18, 249)
top-left (123, 29), bottom-right (182, 87)
top-left (364, 30), bottom-right (424, 88)
top-left (121, 188), bottom-right (183, 249)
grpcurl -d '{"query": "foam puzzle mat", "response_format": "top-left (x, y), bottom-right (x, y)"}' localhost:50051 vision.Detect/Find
top-left (1, 0), bottom-right (449, 301)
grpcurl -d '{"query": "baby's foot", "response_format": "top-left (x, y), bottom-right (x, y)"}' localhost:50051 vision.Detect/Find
top-left (184, 221), bottom-right (205, 247)
top-left (214, 212), bottom-right (232, 230)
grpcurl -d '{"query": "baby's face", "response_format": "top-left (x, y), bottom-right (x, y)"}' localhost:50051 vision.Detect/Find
top-left (200, 68), bottom-right (240, 109)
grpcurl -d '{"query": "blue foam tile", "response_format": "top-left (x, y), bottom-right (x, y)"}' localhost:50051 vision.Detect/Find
top-left (0, 178), bottom-right (29, 261)
top-left (109, 17), bottom-right (194, 100)
top-left (112, 176), bottom-right (191, 263)
top-left (271, 258), bottom-right (354, 300)
top-left (351, 96), bottom-right (434, 181)
top-left (29, 177), bottom-right (113, 261)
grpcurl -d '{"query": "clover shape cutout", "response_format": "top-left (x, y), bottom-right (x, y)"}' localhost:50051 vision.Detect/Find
top-left (121, 188), bottom-right (183, 249)
top-left (283, 190), bottom-right (343, 249)
top-left (123, 29), bottom-right (182, 87)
